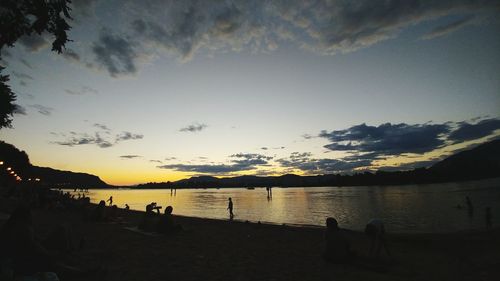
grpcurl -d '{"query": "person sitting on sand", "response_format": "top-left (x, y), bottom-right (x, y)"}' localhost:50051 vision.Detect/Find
top-left (89, 200), bottom-right (107, 222)
top-left (157, 206), bottom-right (182, 234)
top-left (365, 219), bottom-right (391, 258)
top-left (139, 203), bottom-right (160, 231)
top-left (323, 217), bottom-right (355, 263)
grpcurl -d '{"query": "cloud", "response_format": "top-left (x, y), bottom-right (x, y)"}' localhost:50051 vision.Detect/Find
top-left (61, 49), bottom-right (81, 62)
top-left (164, 157), bottom-right (177, 161)
top-left (115, 131), bottom-right (144, 141)
top-left (20, 59), bottom-right (33, 69)
top-left (118, 0), bottom-right (497, 65)
top-left (30, 104), bottom-right (54, 116)
top-left (64, 86), bottom-right (99, 95)
top-left (93, 123), bottom-right (111, 131)
top-left (11, 71), bottom-right (34, 80)
top-left (158, 153), bottom-right (273, 174)
top-left (179, 123), bottom-right (207, 132)
top-left (319, 122), bottom-right (450, 155)
top-left (71, 0), bottom-right (100, 18)
top-left (52, 128), bottom-right (144, 148)
top-left (92, 30), bottom-right (138, 77)
top-left (53, 132), bottom-right (113, 148)
top-left (18, 34), bottom-right (49, 52)
top-left (277, 152), bottom-right (372, 174)
top-left (420, 15), bottom-right (476, 40)
top-left (13, 104), bottom-right (27, 115)
top-left (120, 155), bottom-right (142, 159)
top-left (150, 159), bottom-right (163, 163)
top-left (448, 118), bottom-right (500, 142)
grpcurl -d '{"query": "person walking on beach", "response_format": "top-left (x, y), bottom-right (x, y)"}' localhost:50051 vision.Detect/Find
top-left (107, 196), bottom-right (113, 206)
top-left (227, 197), bottom-right (234, 220)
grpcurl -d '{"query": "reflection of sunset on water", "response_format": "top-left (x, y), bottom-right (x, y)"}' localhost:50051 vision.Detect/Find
top-left (71, 177), bottom-right (500, 233)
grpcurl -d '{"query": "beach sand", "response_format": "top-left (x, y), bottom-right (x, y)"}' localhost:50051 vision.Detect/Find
top-left (1, 200), bottom-right (499, 281)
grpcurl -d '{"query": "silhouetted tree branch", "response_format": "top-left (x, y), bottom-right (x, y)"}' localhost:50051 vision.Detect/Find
top-left (0, 0), bottom-right (72, 129)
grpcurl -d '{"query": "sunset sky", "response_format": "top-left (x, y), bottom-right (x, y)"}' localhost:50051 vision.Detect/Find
top-left (1, 0), bottom-right (499, 185)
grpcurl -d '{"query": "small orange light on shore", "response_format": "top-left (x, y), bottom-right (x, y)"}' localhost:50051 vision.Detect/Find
top-left (10, 171), bottom-right (15, 174)
top-left (35, 178), bottom-right (41, 181)
top-left (0, 161), bottom-right (3, 165)
top-left (7, 167), bottom-right (12, 171)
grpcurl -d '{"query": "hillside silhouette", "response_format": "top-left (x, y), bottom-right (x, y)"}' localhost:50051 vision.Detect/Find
top-left (1, 141), bottom-right (108, 188)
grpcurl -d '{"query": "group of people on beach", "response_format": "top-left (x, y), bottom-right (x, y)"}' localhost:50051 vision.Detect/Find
top-left (138, 202), bottom-right (183, 234)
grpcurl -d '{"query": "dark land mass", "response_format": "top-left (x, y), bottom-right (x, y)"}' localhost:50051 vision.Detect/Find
top-left (138, 139), bottom-right (500, 189)
top-left (2, 139), bottom-right (500, 189)
top-left (1, 141), bottom-right (108, 188)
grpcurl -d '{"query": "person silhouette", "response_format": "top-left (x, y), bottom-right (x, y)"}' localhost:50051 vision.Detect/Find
top-left (323, 217), bottom-right (354, 263)
top-left (125, 204), bottom-right (130, 210)
top-left (227, 198), bottom-right (234, 220)
top-left (365, 218), bottom-right (391, 258)
top-left (107, 196), bottom-right (113, 206)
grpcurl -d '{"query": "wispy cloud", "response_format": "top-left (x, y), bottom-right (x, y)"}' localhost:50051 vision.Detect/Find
top-left (120, 155), bottom-right (142, 159)
top-left (30, 104), bottom-right (54, 116)
top-left (420, 15), bottom-right (476, 40)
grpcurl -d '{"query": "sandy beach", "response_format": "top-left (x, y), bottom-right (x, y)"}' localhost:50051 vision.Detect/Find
top-left (1, 198), bottom-right (499, 281)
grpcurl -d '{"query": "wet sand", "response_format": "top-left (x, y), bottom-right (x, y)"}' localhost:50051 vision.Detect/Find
top-left (1, 200), bottom-right (499, 281)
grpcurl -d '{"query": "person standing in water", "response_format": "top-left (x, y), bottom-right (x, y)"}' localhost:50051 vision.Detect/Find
top-left (227, 198), bottom-right (234, 220)
top-left (107, 196), bottom-right (113, 206)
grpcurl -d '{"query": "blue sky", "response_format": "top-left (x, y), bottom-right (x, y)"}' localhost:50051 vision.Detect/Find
top-left (1, 0), bottom-right (499, 185)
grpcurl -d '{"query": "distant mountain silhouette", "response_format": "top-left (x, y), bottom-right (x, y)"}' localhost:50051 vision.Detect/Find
top-left (1, 141), bottom-right (108, 188)
top-left (430, 139), bottom-right (500, 178)
top-left (138, 139), bottom-right (500, 189)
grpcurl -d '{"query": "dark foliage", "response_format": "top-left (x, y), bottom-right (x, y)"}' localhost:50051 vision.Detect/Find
top-left (0, 0), bottom-right (72, 129)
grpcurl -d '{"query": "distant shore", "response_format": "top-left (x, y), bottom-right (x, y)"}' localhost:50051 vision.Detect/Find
top-left (1, 198), bottom-right (499, 281)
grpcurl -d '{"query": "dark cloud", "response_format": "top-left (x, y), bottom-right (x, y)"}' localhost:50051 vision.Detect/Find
top-left (165, 157), bottom-right (177, 161)
top-left (53, 133), bottom-right (113, 148)
top-left (64, 86), bottom-right (99, 95)
top-left (120, 0), bottom-right (497, 64)
top-left (11, 71), bottom-right (34, 80)
top-left (421, 15), bottom-right (476, 40)
top-left (71, 0), bottom-right (100, 18)
top-left (150, 160), bottom-right (163, 163)
top-left (18, 34), bottom-right (49, 52)
top-left (62, 49), bottom-right (81, 62)
top-left (93, 123), bottom-right (111, 131)
top-left (30, 104), bottom-right (54, 116)
top-left (115, 131), bottom-right (144, 141)
top-left (13, 104), bottom-right (27, 115)
top-left (159, 153), bottom-right (273, 174)
top-left (120, 155), bottom-right (142, 159)
top-left (179, 123), bottom-right (207, 132)
top-left (261, 147), bottom-right (268, 150)
top-left (277, 152), bottom-right (372, 174)
top-left (319, 122), bottom-right (450, 155)
top-left (20, 59), bottom-right (33, 69)
top-left (92, 31), bottom-right (138, 77)
top-left (448, 118), bottom-right (500, 142)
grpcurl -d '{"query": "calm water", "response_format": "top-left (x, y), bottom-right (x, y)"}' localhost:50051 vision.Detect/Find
top-left (69, 177), bottom-right (500, 233)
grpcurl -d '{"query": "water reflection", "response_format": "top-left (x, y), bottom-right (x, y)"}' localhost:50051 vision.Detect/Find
top-left (69, 177), bottom-right (500, 233)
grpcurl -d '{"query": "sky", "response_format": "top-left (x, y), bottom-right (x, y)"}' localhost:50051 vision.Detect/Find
top-left (1, 0), bottom-right (499, 186)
